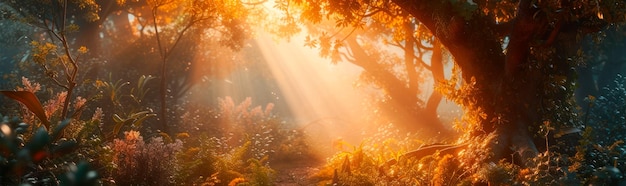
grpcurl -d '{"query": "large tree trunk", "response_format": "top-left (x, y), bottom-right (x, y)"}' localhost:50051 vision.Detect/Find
top-left (389, 0), bottom-right (587, 165)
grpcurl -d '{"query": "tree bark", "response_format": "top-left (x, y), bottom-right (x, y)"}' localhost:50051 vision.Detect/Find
top-left (575, 64), bottom-right (598, 111)
top-left (424, 39), bottom-right (444, 116)
top-left (403, 21), bottom-right (420, 96)
top-left (388, 0), bottom-right (588, 165)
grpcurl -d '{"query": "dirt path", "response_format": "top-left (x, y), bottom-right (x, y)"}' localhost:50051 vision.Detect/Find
top-left (272, 159), bottom-right (323, 186)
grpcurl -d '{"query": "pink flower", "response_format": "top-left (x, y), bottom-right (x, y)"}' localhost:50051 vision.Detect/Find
top-left (17, 77), bottom-right (41, 93)
top-left (124, 130), bottom-right (142, 142)
top-left (74, 96), bottom-right (87, 110)
top-left (43, 91), bottom-right (67, 118)
top-left (91, 107), bottom-right (104, 122)
top-left (264, 103), bottom-right (274, 116)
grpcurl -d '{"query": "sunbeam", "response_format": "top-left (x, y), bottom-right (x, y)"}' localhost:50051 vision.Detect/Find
top-left (255, 32), bottom-right (370, 155)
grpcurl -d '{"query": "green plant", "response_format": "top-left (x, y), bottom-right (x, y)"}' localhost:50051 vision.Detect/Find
top-left (97, 74), bottom-right (156, 139)
top-left (0, 115), bottom-right (97, 185)
top-left (173, 97), bottom-right (311, 185)
top-left (110, 130), bottom-right (183, 185)
top-left (570, 75), bottom-right (626, 184)
top-left (0, 90), bottom-right (50, 128)
top-left (2, 78), bottom-right (113, 185)
top-left (312, 124), bottom-right (444, 185)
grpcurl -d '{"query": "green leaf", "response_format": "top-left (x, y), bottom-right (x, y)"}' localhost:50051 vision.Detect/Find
top-left (51, 140), bottom-right (78, 158)
top-left (132, 113), bottom-right (156, 127)
top-left (0, 91), bottom-right (51, 129)
top-left (60, 161), bottom-right (99, 186)
top-left (52, 119), bottom-right (71, 141)
top-left (25, 127), bottom-right (51, 162)
top-left (26, 127), bottom-right (50, 151)
top-left (129, 111), bottom-right (150, 119)
top-left (111, 119), bottom-right (131, 138)
top-left (112, 114), bottom-right (124, 123)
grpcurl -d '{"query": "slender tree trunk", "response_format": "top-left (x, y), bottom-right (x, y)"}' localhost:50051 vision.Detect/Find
top-left (160, 57), bottom-right (169, 134)
top-left (345, 36), bottom-right (451, 138)
top-left (424, 39), bottom-right (444, 116)
top-left (404, 21), bottom-right (419, 96)
top-left (575, 64), bottom-right (598, 110)
top-left (598, 53), bottom-right (626, 91)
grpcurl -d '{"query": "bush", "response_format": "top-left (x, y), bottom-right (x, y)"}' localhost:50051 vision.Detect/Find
top-left (110, 130), bottom-right (183, 185)
top-left (0, 115), bottom-right (98, 185)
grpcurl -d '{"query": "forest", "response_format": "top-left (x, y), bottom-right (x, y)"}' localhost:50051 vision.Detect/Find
top-left (0, 0), bottom-right (626, 185)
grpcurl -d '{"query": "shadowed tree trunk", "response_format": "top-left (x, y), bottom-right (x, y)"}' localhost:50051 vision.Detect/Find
top-left (386, 0), bottom-right (602, 164)
top-left (575, 26), bottom-right (626, 111)
top-left (575, 64), bottom-right (598, 111)
top-left (425, 39), bottom-right (444, 116)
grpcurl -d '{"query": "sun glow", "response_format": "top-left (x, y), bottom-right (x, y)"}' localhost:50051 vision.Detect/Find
top-left (254, 31), bottom-right (370, 154)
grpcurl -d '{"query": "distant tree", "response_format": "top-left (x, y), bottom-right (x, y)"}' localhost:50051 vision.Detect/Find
top-left (130, 0), bottom-right (258, 133)
top-left (88, 0), bottom-right (262, 134)
top-left (576, 25), bottom-right (626, 110)
top-left (298, 6), bottom-right (453, 138)
top-left (2, 0), bottom-right (264, 134)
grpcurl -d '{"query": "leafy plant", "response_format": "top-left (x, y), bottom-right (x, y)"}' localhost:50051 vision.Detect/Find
top-left (0, 115), bottom-right (97, 185)
top-left (173, 97), bottom-right (313, 185)
top-left (2, 77), bottom-right (112, 185)
top-left (110, 130), bottom-right (183, 185)
top-left (97, 75), bottom-right (156, 139)
top-left (0, 90), bottom-right (50, 128)
top-left (312, 124), bottom-right (450, 185)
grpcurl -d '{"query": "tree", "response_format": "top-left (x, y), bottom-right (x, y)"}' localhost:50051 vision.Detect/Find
top-left (86, 0), bottom-right (260, 134)
top-left (2, 0), bottom-right (264, 135)
top-left (576, 25), bottom-right (626, 110)
top-left (296, 4), bottom-right (453, 138)
top-left (280, 0), bottom-right (626, 166)
top-left (140, 0), bottom-right (256, 133)
top-left (1, 0), bottom-right (102, 120)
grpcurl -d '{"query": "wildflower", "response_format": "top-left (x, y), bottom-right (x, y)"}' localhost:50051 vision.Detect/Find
top-left (228, 178), bottom-right (246, 186)
top-left (91, 107), bottom-right (104, 122)
top-left (44, 91), bottom-right (67, 118)
top-left (264, 103), bottom-right (274, 116)
top-left (74, 96), bottom-right (87, 110)
top-left (518, 168), bottom-right (530, 180)
top-left (125, 130), bottom-right (142, 142)
top-left (250, 106), bottom-right (263, 117)
top-left (77, 46), bottom-right (89, 54)
top-left (176, 132), bottom-right (190, 139)
top-left (94, 80), bottom-right (106, 89)
top-left (17, 77), bottom-right (41, 93)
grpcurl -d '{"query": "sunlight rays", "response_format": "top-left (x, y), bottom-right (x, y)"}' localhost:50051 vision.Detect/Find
top-left (254, 32), bottom-right (368, 154)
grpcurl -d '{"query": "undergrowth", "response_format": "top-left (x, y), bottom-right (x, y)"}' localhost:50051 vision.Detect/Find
top-left (315, 75), bottom-right (626, 185)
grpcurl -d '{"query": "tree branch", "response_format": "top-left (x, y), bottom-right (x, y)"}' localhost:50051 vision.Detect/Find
top-left (393, 0), bottom-right (507, 82)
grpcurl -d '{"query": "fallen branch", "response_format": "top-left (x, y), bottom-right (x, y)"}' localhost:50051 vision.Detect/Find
top-left (379, 143), bottom-right (468, 175)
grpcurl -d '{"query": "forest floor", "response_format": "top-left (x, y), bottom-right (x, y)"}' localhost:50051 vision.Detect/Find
top-left (273, 158), bottom-right (324, 185)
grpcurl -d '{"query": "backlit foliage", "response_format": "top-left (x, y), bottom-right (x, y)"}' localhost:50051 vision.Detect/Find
top-left (282, 0), bottom-right (626, 184)
top-left (172, 97), bottom-right (311, 185)
top-left (2, 0), bottom-right (626, 185)
top-left (0, 77), bottom-right (103, 185)
top-left (110, 130), bottom-right (183, 185)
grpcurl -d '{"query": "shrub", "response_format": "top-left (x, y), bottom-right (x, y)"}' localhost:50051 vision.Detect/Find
top-left (0, 115), bottom-right (98, 185)
top-left (575, 75), bottom-right (626, 184)
top-left (110, 130), bottom-right (183, 185)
